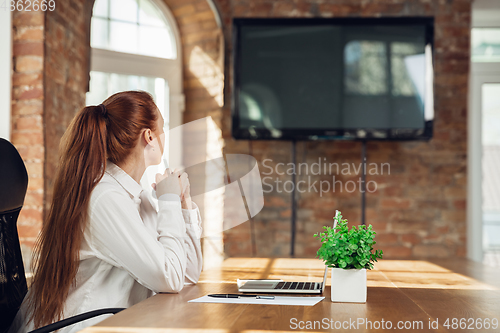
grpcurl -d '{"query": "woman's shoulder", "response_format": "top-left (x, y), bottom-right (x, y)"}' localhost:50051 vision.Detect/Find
top-left (90, 173), bottom-right (130, 207)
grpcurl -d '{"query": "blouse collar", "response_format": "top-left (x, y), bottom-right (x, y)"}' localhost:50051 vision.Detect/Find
top-left (104, 160), bottom-right (143, 199)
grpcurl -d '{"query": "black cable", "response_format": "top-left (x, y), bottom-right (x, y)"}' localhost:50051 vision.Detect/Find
top-left (361, 140), bottom-right (367, 225)
top-left (290, 140), bottom-right (297, 257)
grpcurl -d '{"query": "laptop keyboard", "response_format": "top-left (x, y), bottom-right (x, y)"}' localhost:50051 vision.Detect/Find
top-left (274, 281), bottom-right (317, 290)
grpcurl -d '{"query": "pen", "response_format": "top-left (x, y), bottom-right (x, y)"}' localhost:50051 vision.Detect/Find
top-left (208, 294), bottom-right (275, 299)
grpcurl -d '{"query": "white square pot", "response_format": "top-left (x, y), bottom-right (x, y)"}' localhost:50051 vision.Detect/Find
top-left (330, 268), bottom-right (367, 303)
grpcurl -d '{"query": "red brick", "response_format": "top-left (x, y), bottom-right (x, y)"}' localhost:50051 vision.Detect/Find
top-left (183, 30), bottom-right (219, 45)
top-left (401, 234), bottom-right (421, 245)
top-left (12, 72), bottom-right (43, 86)
top-left (391, 220), bottom-right (429, 233)
top-left (173, 4), bottom-right (196, 17)
top-left (435, 225), bottom-right (450, 234)
top-left (444, 186), bottom-right (466, 198)
top-left (423, 233), bottom-right (443, 243)
top-left (13, 12), bottom-right (45, 26)
top-left (15, 56), bottom-right (43, 72)
top-left (380, 246), bottom-right (412, 258)
top-left (25, 161), bottom-right (43, 177)
top-left (376, 233), bottom-right (399, 245)
top-left (455, 245), bottom-right (466, 257)
top-left (16, 223), bottom-right (42, 238)
top-left (273, 2), bottom-right (296, 15)
top-left (179, 11), bottom-right (215, 24)
top-left (13, 86), bottom-right (43, 100)
top-left (12, 100), bottom-right (43, 116)
top-left (167, 0), bottom-right (199, 9)
top-left (14, 116), bottom-right (42, 131)
top-left (380, 198), bottom-right (411, 209)
top-left (380, 185), bottom-right (403, 196)
top-left (413, 245), bottom-right (450, 258)
top-left (279, 209), bottom-right (291, 218)
top-left (367, 221), bottom-right (388, 233)
top-left (441, 211), bottom-right (465, 223)
top-left (417, 200), bottom-right (448, 210)
top-left (18, 208), bottom-right (43, 224)
top-left (14, 27), bottom-right (44, 41)
top-left (24, 191), bottom-right (44, 207)
top-left (266, 196), bottom-right (289, 207)
top-left (16, 145), bottom-right (44, 161)
top-left (453, 199), bottom-right (466, 210)
top-left (26, 176), bottom-right (43, 191)
top-left (13, 42), bottom-right (44, 56)
top-left (10, 131), bottom-right (43, 146)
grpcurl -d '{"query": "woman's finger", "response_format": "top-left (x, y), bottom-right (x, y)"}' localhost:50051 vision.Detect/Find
top-left (179, 172), bottom-right (189, 194)
top-left (156, 172), bottom-right (168, 185)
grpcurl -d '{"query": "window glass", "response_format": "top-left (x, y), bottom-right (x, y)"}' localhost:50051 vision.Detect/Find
top-left (482, 83), bottom-right (500, 254)
top-left (472, 28), bottom-right (500, 62)
top-left (139, 0), bottom-right (165, 27)
top-left (93, 0), bottom-right (108, 17)
top-left (109, 0), bottom-right (138, 23)
top-left (86, 71), bottom-right (169, 123)
top-left (91, 17), bottom-right (108, 49)
top-left (109, 21), bottom-right (138, 54)
top-left (482, 83), bottom-right (500, 145)
top-left (91, 0), bottom-right (176, 59)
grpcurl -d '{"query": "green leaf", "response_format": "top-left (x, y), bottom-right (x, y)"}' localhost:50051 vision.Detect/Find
top-left (313, 210), bottom-right (383, 270)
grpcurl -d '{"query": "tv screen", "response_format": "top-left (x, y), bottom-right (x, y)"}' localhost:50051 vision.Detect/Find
top-left (232, 17), bottom-right (434, 141)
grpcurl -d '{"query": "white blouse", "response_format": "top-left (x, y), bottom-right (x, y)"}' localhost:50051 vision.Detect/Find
top-left (10, 161), bottom-right (203, 333)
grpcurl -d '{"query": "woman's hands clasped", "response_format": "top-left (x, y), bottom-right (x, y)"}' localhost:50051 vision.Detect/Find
top-left (153, 169), bottom-right (192, 210)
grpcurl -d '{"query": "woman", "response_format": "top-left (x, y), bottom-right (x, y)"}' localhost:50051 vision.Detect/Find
top-left (11, 91), bottom-right (203, 332)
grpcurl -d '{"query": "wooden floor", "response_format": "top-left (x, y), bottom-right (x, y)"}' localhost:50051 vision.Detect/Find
top-left (81, 258), bottom-right (500, 332)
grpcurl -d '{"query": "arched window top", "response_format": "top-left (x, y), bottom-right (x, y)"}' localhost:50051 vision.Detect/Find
top-left (91, 0), bottom-right (177, 59)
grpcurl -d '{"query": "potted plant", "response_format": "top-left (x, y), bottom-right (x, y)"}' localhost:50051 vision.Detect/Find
top-left (314, 210), bottom-right (383, 303)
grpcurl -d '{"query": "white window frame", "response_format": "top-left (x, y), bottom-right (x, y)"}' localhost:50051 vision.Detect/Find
top-left (0, 10), bottom-right (12, 140)
top-left (90, 0), bottom-right (184, 168)
top-left (467, 0), bottom-right (500, 262)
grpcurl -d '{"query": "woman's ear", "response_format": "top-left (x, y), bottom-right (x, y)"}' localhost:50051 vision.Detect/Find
top-left (143, 128), bottom-right (154, 145)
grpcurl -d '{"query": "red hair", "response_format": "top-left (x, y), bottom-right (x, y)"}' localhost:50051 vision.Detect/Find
top-left (28, 91), bottom-right (159, 328)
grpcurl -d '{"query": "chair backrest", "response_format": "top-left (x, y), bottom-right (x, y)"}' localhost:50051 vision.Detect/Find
top-left (0, 138), bottom-right (29, 333)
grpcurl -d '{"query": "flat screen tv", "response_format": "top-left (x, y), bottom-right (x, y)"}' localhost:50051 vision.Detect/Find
top-left (232, 17), bottom-right (434, 141)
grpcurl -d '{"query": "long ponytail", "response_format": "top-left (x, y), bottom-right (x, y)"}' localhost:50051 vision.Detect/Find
top-left (28, 91), bottom-right (159, 328)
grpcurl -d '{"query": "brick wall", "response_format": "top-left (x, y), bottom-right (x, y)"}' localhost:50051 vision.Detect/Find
top-left (218, 0), bottom-right (471, 259)
top-left (11, 10), bottom-right (45, 268)
top-left (11, 1), bottom-right (94, 270)
top-left (44, 0), bottom-right (92, 213)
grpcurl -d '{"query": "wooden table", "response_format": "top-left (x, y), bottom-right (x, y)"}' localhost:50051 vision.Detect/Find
top-left (81, 258), bottom-right (500, 332)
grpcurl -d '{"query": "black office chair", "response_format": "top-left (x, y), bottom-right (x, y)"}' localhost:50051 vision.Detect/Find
top-left (0, 138), bottom-right (124, 333)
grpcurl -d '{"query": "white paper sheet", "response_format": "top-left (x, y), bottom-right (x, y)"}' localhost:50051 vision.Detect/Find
top-left (188, 295), bottom-right (325, 306)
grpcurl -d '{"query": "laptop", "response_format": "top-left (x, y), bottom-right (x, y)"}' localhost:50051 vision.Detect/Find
top-left (237, 266), bottom-right (328, 294)
top-left (237, 210), bottom-right (338, 294)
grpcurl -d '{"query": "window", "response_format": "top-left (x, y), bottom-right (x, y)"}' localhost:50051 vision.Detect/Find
top-left (472, 28), bottom-right (500, 62)
top-left (86, 0), bottom-right (184, 171)
top-left (91, 0), bottom-right (176, 59)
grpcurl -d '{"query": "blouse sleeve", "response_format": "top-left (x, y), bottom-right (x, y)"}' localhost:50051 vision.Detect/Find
top-left (88, 188), bottom-right (190, 293)
top-left (181, 202), bottom-right (203, 284)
